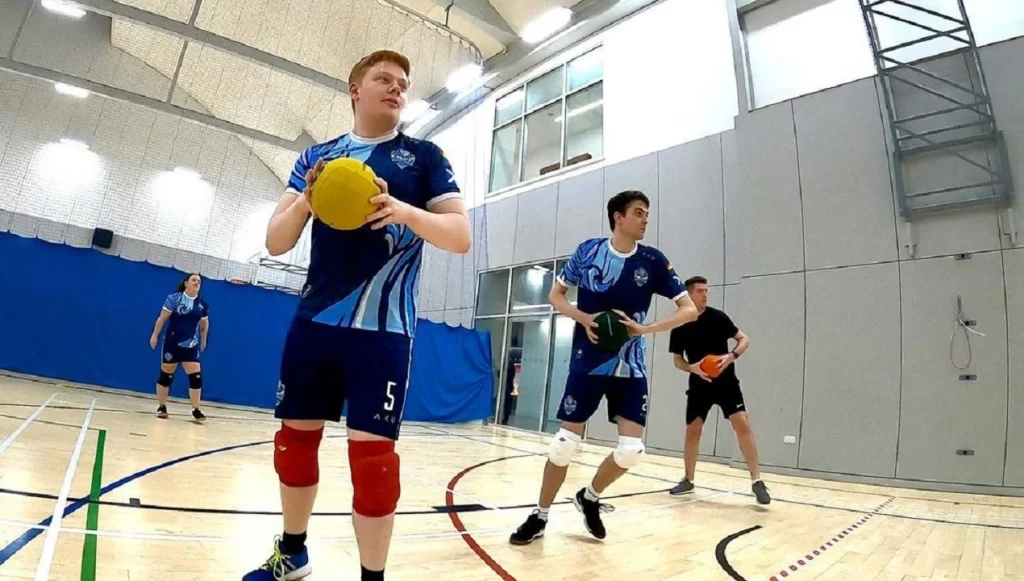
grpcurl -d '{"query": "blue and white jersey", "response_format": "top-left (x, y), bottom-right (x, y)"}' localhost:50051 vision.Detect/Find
top-left (162, 292), bottom-right (209, 348)
top-left (286, 131), bottom-right (461, 337)
top-left (558, 238), bottom-right (686, 378)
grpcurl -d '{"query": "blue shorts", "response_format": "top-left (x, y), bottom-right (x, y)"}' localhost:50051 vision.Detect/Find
top-left (162, 344), bottom-right (200, 364)
top-left (275, 318), bottom-right (412, 440)
top-left (556, 373), bottom-right (649, 426)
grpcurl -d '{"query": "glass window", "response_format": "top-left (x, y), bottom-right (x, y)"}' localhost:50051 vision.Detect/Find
top-left (494, 88), bottom-right (524, 126)
top-left (475, 269), bottom-right (510, 316)
top-left (509, 263), bottom-right (554, 312)
top-left (564, 82), bottom-right (603, 163)
top-left (489, 120), bottom-right (523, 191)
top-left (526, 67), bottom-right (564, 111)
top-left (567, 48), bottom-right (603, 92)
top-left (522, 101), bottom-right (564, 180)
top-left (487, 46), bottom-right (605, 195)
top-left (499, 317), bottom-right (552, 431)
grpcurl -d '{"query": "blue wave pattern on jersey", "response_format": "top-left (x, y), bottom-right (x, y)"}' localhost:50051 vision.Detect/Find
top-left (565, 238), bottom-right (626, 293)
top-left (162, 293), bottom-right (204, 348)
top-left (312, 224), bottom-right (422, 335)
top-left (590, 310), bottom-right (648, 378)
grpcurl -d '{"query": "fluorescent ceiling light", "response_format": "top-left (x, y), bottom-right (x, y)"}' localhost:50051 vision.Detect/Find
top-left (58, 138), bottom-right (89, 150)
top-left (401, 99), bottom-right (431, 123)
top-left (446, 63), bottom-right (483, 93)
top-left (41, 0), bottom-right (86, 18)
top-left (521, 7), bottom-right (573, 44)
top-left (54, 83), bottom-right (89, 98)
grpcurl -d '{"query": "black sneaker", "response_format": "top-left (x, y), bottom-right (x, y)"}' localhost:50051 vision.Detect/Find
top-left (509, 510), bottom-right (546, 545)
top-left (752, 480), bottom-right (771, 505)
top-left (573, 488), bottom-right (609, 540)
top-left (669, 478), bottom-right (695, 496)
top-left (192, 408), bottom-right (206, 423)
top-left (156, 405), bottom-right (168, 419)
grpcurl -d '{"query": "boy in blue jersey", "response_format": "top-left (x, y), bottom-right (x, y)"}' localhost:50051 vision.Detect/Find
top-left (509, 190), bottom-right (699, 545)
top-left (149, 273), bottom-right (210, 422)
top-left (244, 50), bottom-right (470, 581)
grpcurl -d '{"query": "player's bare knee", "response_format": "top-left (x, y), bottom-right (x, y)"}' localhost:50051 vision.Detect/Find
top-left (612, 435), bottom-right (645, 470)
top-left (274, 424), bottom-right (323, 488)
top-left (685, 419), bottom-right (704, 439)
top-left (730, 413), bottom-right (752, 437)
top-left (349, 439), bottom-right (400, 517)
top-left (548, 428), bottom-right (581, 467)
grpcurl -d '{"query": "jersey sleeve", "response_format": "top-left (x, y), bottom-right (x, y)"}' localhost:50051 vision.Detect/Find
top-left (719, 310), bottom-right (739, 337)
top-left (286, 146), bottom-right (316, 195)
top-left (200, 299), bottom-right (210, 318)
top-left (557, 242), bottom-right (588, 288)
top-left (421, 142), bottom-right (462, 209)
top-left (654, 251), bottom-right (687, 301)
top-left (162, 293), bottom-right (177, 312)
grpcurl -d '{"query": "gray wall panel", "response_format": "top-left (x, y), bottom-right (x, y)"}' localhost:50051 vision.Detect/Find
top-left (980, 38), bottom-right (1024, 250)
top-left (722, 131), bottom-right (743, 284)
top-left (554, 169), bottom-right (605, 257)
top-left (444, 252), bottom-right (465, 310)
top-left (735, 102), bottom-right (804, 276)
top-left (722, 273), bottom-right (805, 468)
top-left (800, 263), bottom-right (901, 477)
top-left (602, 152), bottom-right (659, 245)
top-left (897, 252), bottom-right (1008, 485)
top-left (1003, 248), bottom-right (1024, 486)
top-left (482, 197), bottom-right (518, 268)
top-left (657, 135), bottom-right (725, 284)
top-left (895, 208), bottom-right (1003, 260)
top-left (794, 79), bottom-right (899, 269)
top-left (513, 184), bottom-right (558, 264)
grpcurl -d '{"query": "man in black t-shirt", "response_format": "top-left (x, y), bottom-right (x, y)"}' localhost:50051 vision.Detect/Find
top-left (667, 276), bottom-right (770, 505)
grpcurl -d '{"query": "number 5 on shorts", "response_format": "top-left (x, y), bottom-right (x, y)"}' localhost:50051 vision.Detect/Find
top-left (385, 381), bottom-right (396, 411)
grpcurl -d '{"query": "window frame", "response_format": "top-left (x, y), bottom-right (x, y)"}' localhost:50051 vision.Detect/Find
top-left (487, 46), bottom-right (605, 196)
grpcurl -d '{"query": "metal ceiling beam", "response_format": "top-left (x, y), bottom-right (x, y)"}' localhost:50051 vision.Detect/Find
top-left (412, 0), bottom-right (666, 138)
top-left (0, 56), bottom-right (312, 152)
top-left (427, 0), bottom-right (520, 46)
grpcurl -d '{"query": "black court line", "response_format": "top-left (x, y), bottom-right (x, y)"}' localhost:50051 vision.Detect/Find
top-left (715, 525), bottom-right (761, 581)
top-left (0, 413), bottom-right (102, 432)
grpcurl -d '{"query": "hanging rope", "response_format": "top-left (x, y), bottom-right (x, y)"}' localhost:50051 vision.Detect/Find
top-left (950, 294), bottom-right (985, 370)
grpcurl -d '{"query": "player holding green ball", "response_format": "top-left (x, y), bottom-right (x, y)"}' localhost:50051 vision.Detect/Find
top-left (510, 190), bottom-right (699, 546)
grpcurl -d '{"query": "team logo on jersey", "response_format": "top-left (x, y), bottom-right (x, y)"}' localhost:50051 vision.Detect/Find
top-left (391, 148), bottom-right (415, 169)
top-left (634, 267), bottom-right (649, 287)
top-left (563, 395), bottom-right (577, 415)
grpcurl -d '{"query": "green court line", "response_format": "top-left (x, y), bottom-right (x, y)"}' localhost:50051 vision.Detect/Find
top-left (79, 429), bottom-right (106, 581)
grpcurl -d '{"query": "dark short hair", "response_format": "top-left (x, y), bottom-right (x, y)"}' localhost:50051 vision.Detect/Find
top-left (606, 190), bottom-right (650, 231)
top-left (684, 276), bottom-right (707, 289)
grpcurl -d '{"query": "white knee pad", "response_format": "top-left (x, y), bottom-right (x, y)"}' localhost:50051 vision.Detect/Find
top-left (547, 429), bottom-right (582, 467)
top-left (612, 436), bottom-right (645, 469)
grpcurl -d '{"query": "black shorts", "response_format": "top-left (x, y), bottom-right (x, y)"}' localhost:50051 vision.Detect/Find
top-left (162, 344), bottom-right (200, 364)
top-left (556, 373), bottom-right (649, 426)
top-left (685, 381), bottom-right (745, 424)
top-left (275, 317), bottom-right (412, 440)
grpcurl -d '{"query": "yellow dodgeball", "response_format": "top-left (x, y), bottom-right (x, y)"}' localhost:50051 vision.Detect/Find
top-left (310, 157), bottom-right (380, 231)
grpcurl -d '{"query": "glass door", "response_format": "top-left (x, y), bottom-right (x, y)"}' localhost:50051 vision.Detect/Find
top-left (498, 316), bottom-right (553, 431)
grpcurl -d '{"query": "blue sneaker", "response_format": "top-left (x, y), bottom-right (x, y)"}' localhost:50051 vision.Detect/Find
top-left (242, 536), bottom-right (312, 580)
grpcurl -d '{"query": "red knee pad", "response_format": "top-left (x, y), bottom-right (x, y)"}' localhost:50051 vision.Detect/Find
top-left (274, 425), bottom-right (323, 488)
top-left (348, 440), bottom-right (400, 518)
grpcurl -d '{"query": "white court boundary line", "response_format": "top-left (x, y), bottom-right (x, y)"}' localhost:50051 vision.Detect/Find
top-left (32, 398), bottom-right (95, 581)
top-left (0, 392), bottom-right (57, 457)
top-left (0, 488), bottom-right (736, 544)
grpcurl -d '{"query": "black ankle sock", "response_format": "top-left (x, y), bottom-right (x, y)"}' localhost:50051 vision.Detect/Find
top-left (361, 565), bottom-right (384, 581)
top-left (280, 531), bottom-right (306, 554)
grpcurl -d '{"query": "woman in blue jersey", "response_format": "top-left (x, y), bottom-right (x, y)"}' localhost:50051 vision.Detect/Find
top-left (149, 273), bottom-right (210, 422)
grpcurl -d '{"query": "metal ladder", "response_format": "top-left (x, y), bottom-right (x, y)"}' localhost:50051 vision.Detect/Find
top-left (859, 0), bottom-right (1014, 220)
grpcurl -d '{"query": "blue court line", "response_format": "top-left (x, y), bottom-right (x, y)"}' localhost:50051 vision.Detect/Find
top-left (0, 438), bottom-right (272, 566)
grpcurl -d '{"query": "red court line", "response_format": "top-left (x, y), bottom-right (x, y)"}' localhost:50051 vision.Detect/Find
top-left (446, 457), bottom-right (519, 581)
top-left (768, 497), bottom-right (895, 581)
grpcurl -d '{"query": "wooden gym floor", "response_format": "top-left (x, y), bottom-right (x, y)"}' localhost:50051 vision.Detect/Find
top-left (1, 375), bottom-right (1023, 581)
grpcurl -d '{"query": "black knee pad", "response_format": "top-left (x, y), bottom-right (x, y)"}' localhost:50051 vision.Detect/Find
top-left (157, 372), bottom-right (174, 387)
top-left (187, 372), bottom-right (203, 390)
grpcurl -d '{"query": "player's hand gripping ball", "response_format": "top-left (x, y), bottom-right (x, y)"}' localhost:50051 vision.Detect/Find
top-left (699, 355), bottom-right (723, 379)
top-left (593, 311), bottom-right (631, 353)
top-left (310, 157), bottom-right (380, 230)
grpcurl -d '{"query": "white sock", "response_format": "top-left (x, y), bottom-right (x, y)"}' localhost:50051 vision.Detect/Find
top-left (535, 506), bottom-right (549, 520)
top-left (584, 484), bottom-right (599, 502)
top-left (752, 477), bottom-right (762, 484)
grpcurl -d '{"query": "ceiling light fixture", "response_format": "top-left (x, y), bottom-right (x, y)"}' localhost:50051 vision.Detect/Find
top-left (521, 7), bottom-right (573, 44)
top-left (445, 63), bottom-right (483, 93)
top-left (54, 83), bottom-right (89, 98)
top-left (41, 0), bottom-right (86, 18)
